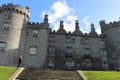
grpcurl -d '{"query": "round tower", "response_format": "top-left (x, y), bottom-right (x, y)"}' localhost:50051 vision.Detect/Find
top-left (100, 20), bottom-right (120, 69)
top-left (0, 3), bottom-right (30, 65)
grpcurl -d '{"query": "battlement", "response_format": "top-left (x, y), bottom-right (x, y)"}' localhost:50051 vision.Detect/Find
top-left (27, 22), bottom-right (40, 25)
top-left (0, 3), bottom-right (30, 18)
top-left (100, 20), bottom-right (120, 33)
top-left (50, 29), bottom-right (99, 37)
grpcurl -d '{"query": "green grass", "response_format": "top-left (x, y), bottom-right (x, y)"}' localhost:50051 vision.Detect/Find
top-left (82, 71), bottom-right (120, 80)
top-left (0, 66), bottom-right (17, 80)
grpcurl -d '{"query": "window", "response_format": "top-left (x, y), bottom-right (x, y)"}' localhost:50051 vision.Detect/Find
top-left (66, 60), bottom-right (74, 66)
top-left (83, 48), bottom-right (90, 54)
top-left (66, 47), bottom-right (72, 54)
top-left (101, 50), bottom-right (107, 57)
top-left (81, 38), bottom-right (89, 45)
top-left (3, 24), bottom-right (10, 30)
top-left (101, 39), bottom-right (106, 47)
top-left (49, 36), bottom-right (55, 43)
top-left (29, 47), bottom-right (37, 55)
top-left (48, 59), bottom-right (54, 68)
top-left (6, 14), bottom-right (12, 19)
top-left (49, 47), bottom-right (55, 56)
top-left (82, 62), bottom-right (91, 68)
top-left (66, 36), bottom-right (75, 43)
top-left (0, 42), bottom-right (6, 51)
top-left (32, 31), bottom-right (38, 37)
top-left (102, 61), bottom-right (108, 68)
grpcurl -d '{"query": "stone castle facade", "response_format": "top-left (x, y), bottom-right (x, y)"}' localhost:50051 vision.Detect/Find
top-left (0, 3), bottom-right (120, 70)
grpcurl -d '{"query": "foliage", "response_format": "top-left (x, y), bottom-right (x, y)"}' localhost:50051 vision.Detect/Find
top-left (0, 66), bottom-right (17, 80)
top-left (83, 71), bottom-right (120, 80)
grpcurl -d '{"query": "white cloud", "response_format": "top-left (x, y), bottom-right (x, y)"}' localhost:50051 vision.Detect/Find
top-left (42, 0), bottom-right (77, 32)
top-left (48, 0), bottom-right (74, 23)
top-left (96, 26), bottom-right (101, 34)
top-left (81, 16), bottom-right (90, 33)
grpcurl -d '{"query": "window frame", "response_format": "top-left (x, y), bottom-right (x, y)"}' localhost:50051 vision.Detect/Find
top-left (3, 23), bottom-right (10, 30)
top-left (0, 41), bottom-right (6, 52)
top-left (81, 37), bottom-right (89, 45)
top-left (29, 46), bottom-right (37, 55)
top-left (32, 31), bottom-right (38, 37)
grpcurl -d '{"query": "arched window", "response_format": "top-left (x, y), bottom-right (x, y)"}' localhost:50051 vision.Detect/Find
top-left (3, 24), bottom-right (10, 30)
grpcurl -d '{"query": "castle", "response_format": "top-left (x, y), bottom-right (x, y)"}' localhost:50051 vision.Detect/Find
top-left (0, 3), bottom-right (120, 70)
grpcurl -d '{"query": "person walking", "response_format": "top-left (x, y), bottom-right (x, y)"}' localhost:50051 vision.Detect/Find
top-left (18, 56), bottom-right (22, 67)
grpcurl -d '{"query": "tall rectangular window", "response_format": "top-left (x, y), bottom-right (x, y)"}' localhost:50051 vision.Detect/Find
top-left (100, 39), bottom-right (106, 47)
top-left (29, 47), bottom-right (37, 55)
top-left (49, 47), bottom-right (55, 56)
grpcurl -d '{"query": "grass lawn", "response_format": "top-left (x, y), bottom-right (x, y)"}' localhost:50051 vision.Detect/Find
top-left (83, 71), bottom-right (120, 80)
top-left (0, 66), bottom-right (17, 80)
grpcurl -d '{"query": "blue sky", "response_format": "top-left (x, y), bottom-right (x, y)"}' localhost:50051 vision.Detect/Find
top-left (0, 0), bottom-right (120, 34)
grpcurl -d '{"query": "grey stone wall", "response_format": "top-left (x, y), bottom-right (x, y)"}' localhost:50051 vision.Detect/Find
top-left (103, 27), bottom-right (120, 69)
top-left (19, 23), bottom-right (49, 68)
top-left (49, 33), bottom-right (108, 70)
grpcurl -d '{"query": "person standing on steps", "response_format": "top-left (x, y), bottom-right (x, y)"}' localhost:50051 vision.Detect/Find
top-left (18, 56), bottom-right (23, 67)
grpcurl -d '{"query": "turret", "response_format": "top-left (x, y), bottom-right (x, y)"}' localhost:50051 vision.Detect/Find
top-left (75, 20), bottom-right (79, 30)
top-left (44, 14), bottom-right (48, 24)
top-left (57, 21), bottom-right (66, 34)
top-left (73, 20), bottom-right (83, 35)
top-left (89, 23), bottom-right (98, 37)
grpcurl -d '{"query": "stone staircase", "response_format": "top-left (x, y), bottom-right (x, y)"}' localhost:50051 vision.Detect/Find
top-left (16, 69), bottom-right (83, 80)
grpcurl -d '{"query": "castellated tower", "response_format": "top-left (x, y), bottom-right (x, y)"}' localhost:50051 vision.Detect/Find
top-left (100, 20), bottom-right (120, 69)
top-left (0, 3), bottom-right (30, 66)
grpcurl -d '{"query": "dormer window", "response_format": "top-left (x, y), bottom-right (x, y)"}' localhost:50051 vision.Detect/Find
top-left (3, 24), bottom-right (10, 30)
top-left (0, 42), bottom-right (6, 52)
top-left (32, 31), bottom-right (38, 37)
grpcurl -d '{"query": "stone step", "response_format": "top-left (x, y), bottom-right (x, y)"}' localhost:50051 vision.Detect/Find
top-left (16, 69), bottom-right (83, 80)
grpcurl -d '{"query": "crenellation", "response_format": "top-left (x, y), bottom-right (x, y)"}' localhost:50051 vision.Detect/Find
top-left (100, 20), bottom-right (120, 34)
top-left (27, 22), bottom-right (40, 25)
top-left (0, 3), bottom-right (30, 18)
